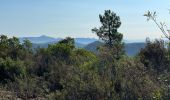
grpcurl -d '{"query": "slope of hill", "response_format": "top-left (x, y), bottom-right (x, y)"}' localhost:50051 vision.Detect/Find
top-left (75, 38), bottom-right (98, 44)
top-left (84, 41), bottom-right (104, 53)
top-left (125, 43), bottom-right (146, 56)
top-left (84, 41), bottom-right (146, 56)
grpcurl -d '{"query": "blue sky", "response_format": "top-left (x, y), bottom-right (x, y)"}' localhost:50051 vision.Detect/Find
top-left (0, 0), bottom-right (170, 40)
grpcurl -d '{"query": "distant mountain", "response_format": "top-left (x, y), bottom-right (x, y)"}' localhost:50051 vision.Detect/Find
top-left (32, 42), bottom-right (54, 49)
top-left (75, 42), bottom-right (86, 48)
top-left (84, 41), bottom-right (146, 56)
top-left (19, 36), bottom-right (146, 56)
top-left (84, 41), bottom-right (104, 53)
top-left (74, 38), bottom-right (98, 44)
top-left (19, 35), bottom-right (62, 44)
top-left (125, 43), bottom-right (146, 56)
top-left (32, 41), bottom-right (86, 49)
top-left (19, 35), bottom-right (98, 45)
top-left (19, 35), bottom-right (95, 48)
top-left (123, 39), bottom-right (145, 43)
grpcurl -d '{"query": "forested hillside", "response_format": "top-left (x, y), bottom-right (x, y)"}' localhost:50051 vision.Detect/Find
top-left (0, 10), bottom-right (170, 100)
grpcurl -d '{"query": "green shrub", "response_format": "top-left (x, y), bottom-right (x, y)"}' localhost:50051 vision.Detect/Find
top-left (0, 58), bottom-right (26, 83)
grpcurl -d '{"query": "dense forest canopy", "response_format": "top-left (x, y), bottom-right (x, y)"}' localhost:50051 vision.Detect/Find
top-left (0, 10), bottom-right (170, 100)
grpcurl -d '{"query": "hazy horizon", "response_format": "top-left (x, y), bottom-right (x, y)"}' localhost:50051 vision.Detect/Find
top-left (0, 0), bottom-right (170, 40)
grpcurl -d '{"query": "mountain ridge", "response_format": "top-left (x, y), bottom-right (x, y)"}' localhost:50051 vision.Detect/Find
top-left (19, 35), bottom-right (145, 44)
top-left (19, 35), bottom-right (98, 45)
top-left (84, 41), bottom-right (146, 56)
top-left (19, 35), bottom-right (146, 56)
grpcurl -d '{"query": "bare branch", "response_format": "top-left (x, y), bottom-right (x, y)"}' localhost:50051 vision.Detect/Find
top-left (144, 11), bottom-right (170, 40)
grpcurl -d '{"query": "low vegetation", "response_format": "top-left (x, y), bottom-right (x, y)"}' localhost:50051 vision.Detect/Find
top-left (0, 10), bottom-right (170, 100)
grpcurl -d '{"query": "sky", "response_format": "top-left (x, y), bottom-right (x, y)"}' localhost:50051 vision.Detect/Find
top-left (0, 0), bottom-right (170, 40)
